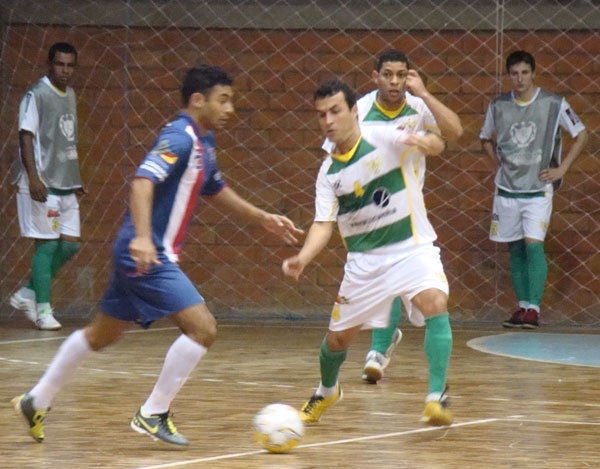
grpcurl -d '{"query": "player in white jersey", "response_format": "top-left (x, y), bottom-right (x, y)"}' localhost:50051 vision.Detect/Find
top-left (480, 50), bottom-right (587, 329)
top-left (9, 43), bottom-right (83, 331)
top-left (353, 49), bottom-right (463, 383)
top-left (284, 80), bottom-right (454, 426)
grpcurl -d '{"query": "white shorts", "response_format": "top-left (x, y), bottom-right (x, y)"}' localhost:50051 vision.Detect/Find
top-left (329, 243), bottom-right (449, 331)
top-left (490, 190), bottom-right (552, 243)
top-left (17, 191), bottom-right (80, 239)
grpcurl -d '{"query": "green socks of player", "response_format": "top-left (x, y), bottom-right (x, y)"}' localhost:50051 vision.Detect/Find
top-left (319, 335), bottom-right (347, 388)
top-left (424, 313), bottom-right (452, 395)
top-left (370, 297), bottom-right (401, 354)
top-left (25, 239), bottom-right (81, 304)
top-left (508, 239), bottom-right (547, 310)
top-left (508, 240), bottom-right (529, 307)
top-left (526, 241), bottom-right (547, 307)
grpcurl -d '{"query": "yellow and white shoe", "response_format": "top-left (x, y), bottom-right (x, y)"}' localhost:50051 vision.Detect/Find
top-left (299, 384), bottom-right (342, 423)
top-left (12, 393), bottom-right (47, 442)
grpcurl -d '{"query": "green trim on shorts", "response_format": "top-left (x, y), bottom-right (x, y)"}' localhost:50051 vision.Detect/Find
top-left (498, 188), bottom-right (545, 199)
top-left (48, 188), bottom-right (75, 196)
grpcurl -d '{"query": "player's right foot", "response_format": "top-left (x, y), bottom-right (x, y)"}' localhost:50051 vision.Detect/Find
top-left (9, 291), bottom-right (37, 323)
top-left (503, 308), bottom-right (525, 328)
top-left (131, 407), bottom-right (189, 446)
top-left (12, 393), bottom-right (47, 442)
top-left (35, 308), bottom-right (62, 331)
top-left (362, 328), bottom-right (403, 383)
top-left (521, 309), bottom-right (539, 329)
top-left (299, 384), bottom-right (342, 423)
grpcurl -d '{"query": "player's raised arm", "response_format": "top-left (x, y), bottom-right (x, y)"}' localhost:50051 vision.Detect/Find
top-left (211, 186), bottom-right (303, 244)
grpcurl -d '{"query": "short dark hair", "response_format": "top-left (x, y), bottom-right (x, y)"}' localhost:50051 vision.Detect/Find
top-left (48, 42), bottom-right (77, 63)
top-left (376, 49), bottom-right (409, 71)
top-left (313, 80), bottom-right (356, 109)
top-left (506, 50), bottom-right (535, 73)
top-left (181, 64), bottom-right (233, 105)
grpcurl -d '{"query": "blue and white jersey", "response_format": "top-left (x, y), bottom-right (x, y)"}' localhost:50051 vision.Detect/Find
top-left (113, 112), bottom-right (226, 267)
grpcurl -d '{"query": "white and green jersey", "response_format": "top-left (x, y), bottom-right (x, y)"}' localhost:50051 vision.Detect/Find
top-left (315, 130), bottom-right (437, 253)
top-left (323, 90), bottom-right (441, 188)
top-left (16, 76), bottom-right (81, 192)
top-left (358, 90), bottom-right (440, 188)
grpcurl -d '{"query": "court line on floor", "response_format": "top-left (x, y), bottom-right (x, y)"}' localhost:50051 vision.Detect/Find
top-left (136, 417), bottom-right (501, 469)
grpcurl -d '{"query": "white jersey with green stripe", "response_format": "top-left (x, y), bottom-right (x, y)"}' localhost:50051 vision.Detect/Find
top-left (315, 130), bottom-right (437, 253)
top-left (358, 90), bottom-right (441, 188)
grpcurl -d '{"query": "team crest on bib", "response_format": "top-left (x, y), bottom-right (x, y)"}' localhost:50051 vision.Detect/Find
top-left (59, 113), bottom-right (76, 141)
top-left (510, 121), bottom-right (536, 148)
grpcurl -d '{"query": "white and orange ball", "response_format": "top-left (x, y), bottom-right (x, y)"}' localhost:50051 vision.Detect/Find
top-left (253, 403), bottom-right (304, 453)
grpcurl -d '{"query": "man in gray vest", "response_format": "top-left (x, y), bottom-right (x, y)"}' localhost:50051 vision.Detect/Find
top-left (10, 42), bottom-right (84, 331)
top-left (480, 50), bottom-right (587, 329)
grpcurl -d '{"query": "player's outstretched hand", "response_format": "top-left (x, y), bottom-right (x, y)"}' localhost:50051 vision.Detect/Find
top-left (282, 255), bottom-right (305, 281)
top-left (262, 214), bottom-right (304, 245)
top-left (129, 236), bottom-right (162, 275)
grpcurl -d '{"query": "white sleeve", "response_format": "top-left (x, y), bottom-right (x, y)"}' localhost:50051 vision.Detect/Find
top-left (18, 91), bottom-right (39, 135)
top-left (421, 103), bottom-right (441, 136)
top-left (479, 105), bottom-right (495, 140)
top-left (314, 160), bottom-right (339, 222)
top-left (558, 99), bottom-right (585, 138)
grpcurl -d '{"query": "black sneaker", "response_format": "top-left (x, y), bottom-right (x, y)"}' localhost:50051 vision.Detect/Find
top-left (130, 407), bottom-right (189, 446)
top-left (503, 308), bottom-right (525, 328)
top-left (521, 309), bottom-right (539, 329)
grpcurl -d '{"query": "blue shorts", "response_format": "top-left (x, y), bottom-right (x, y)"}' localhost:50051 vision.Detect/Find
top-left (100, 262), bottom-right (204, 328)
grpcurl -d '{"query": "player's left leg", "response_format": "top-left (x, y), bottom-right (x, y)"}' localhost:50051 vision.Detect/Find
top-left (362, 297), bottom-right (403, 383)
top-left (412, 288), bottom-right (453, 426)
top-left (300, 326), bottom-right (361, 423)
top-left (12, 312), bottom-right (130, 442)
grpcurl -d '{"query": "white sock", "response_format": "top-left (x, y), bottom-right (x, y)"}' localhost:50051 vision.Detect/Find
top-left (142, 334), bottom-right (207, 415)
top-left (37, 302), bottom-right (51, 314)
top-left (29, 329), bottom-right (93, 410)
top-left (316, 381), bottom-right (337, 398)
top-left (528, 304), bottom-right (540, 313)
top-left (19, 286), bottom-right (35, 300)
top-left (518, 301), bottom-right (528, 310)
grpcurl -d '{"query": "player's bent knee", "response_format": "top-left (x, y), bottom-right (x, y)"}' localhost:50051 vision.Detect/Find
top-left (174, 304), bottom-right (217, 348)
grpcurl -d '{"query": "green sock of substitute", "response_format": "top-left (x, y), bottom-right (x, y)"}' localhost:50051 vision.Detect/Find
top-left (28, 240), bottom-right (59, 304)
top-left (424, 313), bottom-right (452, 394)
top-left (319, 336), bottom-right (347, 388)
top-left (26, 239), bottom-right (80, 292)
top-left (526, 242), bottom-right (547, 307)
top-left (508, 240), bottom-right (529, 305)
top-left (370, 297), bottom-right (401, 354)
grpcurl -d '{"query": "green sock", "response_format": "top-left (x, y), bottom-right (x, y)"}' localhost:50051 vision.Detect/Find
top-left (526, 242), bottom-right (547, 307)
top-left (424, 313), bottom-right (452, 394)
top-left (370, 297), bottom-right (401, 354)
top-left (28, 240), bottom-right (59, 303)
top-left (26, 239), bottom-right (80, 293)
top-left (319, 336), bottom-right (347, 388)
top-left (508, 240), bottom-right (529, 305)
top-left (51, 239), bottom-right (80, 277)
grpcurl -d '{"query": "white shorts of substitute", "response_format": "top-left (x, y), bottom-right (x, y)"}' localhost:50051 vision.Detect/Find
top-left (489, 189), bottom-right (552, 243)
top-left (329, 243), bottom-right (449, 331)
top-left (17, 191), bottom-right (80, 239)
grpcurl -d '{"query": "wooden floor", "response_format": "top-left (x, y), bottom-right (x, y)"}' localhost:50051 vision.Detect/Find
top-left (1, 317), bottom-right (599, 468)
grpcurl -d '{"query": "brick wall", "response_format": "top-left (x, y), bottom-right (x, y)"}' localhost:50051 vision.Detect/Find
top-left (1, 25), bottom-right (598, 324)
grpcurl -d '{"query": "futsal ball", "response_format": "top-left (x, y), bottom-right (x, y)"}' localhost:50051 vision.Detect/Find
top-left (253, 403), bottom-right (304, 453)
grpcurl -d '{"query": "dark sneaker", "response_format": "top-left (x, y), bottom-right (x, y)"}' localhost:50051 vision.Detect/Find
top-left (130, 407), bottom-right (189, 446)
top-left (12, 393), bottom-right (47, 442)
top-left (521, 309), bottom-right (539, 329)
top-left (503, 308), bottom-right (525, 328)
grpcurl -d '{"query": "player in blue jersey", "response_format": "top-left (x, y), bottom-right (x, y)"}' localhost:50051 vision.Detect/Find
top-left (12, 64), bottom-right (303, 447)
